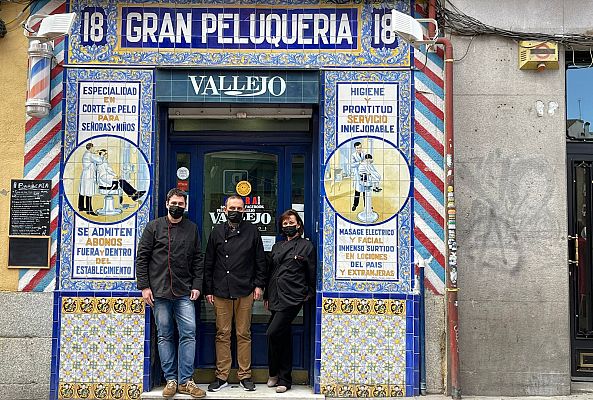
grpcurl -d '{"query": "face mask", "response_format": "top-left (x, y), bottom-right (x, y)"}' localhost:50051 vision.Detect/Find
top-left (282, 225), bottom-right (298, 237)
top-left (168, 205), bottom-right (185, 219)
top-left (227, 211), bottom-right (243, 224)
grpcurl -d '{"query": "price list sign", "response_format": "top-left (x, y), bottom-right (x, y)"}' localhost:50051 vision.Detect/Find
top-left (10, 180), bottom-right (51, 236)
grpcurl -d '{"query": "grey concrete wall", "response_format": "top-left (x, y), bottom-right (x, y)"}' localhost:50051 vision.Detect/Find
top-left (447, 2), bottom-right (571, 395)
top-left (0, 292), bottom-right (53, 400)
top-left (425, 292), bottom-right (445, 394)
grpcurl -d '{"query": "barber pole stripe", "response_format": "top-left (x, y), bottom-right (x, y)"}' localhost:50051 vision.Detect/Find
top-left (413, 2), bottom-right (446, 295)
top-left (18, 0), bottom-right (66, 293)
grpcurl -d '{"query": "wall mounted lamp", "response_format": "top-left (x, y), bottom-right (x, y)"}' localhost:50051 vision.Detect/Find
top-left (23, 13), bottom-right (76, 118)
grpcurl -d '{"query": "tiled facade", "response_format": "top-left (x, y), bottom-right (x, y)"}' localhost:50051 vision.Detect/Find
top-left (33, 0), bottom-right (447, 398)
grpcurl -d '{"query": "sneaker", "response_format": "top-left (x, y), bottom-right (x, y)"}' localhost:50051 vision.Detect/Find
top-left (162, 380), bottom-right (177, 398)
top-left (178, 379), bottom-right (206, 399)
top-left (240, 378), bottom-right (256, 391)
top-left (276, 385), bottom-right (288, 393)
top-left (267, 376), bottom-right (278, 387)
top-left (207, 378), bottom-right (228, 392)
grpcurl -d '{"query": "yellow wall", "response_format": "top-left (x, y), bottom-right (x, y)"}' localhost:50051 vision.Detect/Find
top-left (0, 3), bottom-right (31, 291)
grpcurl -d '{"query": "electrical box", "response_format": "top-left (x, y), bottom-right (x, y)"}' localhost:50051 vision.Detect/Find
top-left (519, 41), bottom-right (559, 70)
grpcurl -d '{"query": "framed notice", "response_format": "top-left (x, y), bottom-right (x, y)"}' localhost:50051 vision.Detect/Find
top-left (9, 179), bottom-right (51, 236)
top-left (8, 236), bottom-right (51, 269)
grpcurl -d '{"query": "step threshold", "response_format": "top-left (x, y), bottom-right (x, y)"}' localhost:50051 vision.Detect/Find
top-left (141, 384), bottom-right (325, 400)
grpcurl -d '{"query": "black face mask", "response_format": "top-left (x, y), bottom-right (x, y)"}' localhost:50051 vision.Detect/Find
top-left (282, 225), bottom-right (299, 238)
top-left (168, 205), bottom-right (185, 219)
top-left (227, 211), bottom-right (243, 224)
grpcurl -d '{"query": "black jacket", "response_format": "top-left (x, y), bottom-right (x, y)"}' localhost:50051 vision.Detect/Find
top-left (204, 220), bottom-right (267, 299)
top-left (136, 216), bottom-right (204, 298)
top-left (265, 236), bottom-right (316, 311)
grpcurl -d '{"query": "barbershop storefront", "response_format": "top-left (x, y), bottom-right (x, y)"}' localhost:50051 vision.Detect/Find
top-left (46, 0), bottom-right (447, 398)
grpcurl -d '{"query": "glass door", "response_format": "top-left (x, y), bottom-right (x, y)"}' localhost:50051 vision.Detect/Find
top-left (180, 144), bottom-right (312, 383)
top-left (568, 148), bottom-right (593, 378)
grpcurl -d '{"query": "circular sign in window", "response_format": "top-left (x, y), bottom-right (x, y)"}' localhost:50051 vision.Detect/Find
top-left (323, 137), bottom-right (411, 225)
top-left (177, 167), bottom-right (190, 180)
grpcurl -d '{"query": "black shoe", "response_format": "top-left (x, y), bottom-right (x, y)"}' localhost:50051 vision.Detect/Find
top-left (352, 205), bottom-right (357, 211)
top-left (86, 211), bottom-right (98, 216)
top-left (373, 187), bottom-right (382, 192)
top-left (131, 190), bottom-right (146, 201)
top-left (207, 378), bottom-right (228, 392)
top-left (240, 378), bottom-right (256, 391)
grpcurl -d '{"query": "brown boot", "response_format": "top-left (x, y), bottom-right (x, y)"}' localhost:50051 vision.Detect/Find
top-left (178, 379), bottom-right (206, 398)
top-left (162, 380), bottom-right (177, 398)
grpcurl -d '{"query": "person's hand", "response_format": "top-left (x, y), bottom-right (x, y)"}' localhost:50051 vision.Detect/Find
top-left (190, 289), bottom-right (200, 301)
top-left (141, 288), bottom-right (154, 307)
top-left (264, 300), bottom-right (269, 310)
top-left (253, 287), bottom-right (263, 301)
top-left (206, 295), bottom-right (215, 305)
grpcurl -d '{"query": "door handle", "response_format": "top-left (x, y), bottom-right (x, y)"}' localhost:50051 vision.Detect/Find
top-left (569, 234), bottom-right (579, 266)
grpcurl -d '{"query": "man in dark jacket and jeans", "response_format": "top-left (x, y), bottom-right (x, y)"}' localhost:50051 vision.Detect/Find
top-left (204, 195), bottom-right (267, 392)
top-left (136, 188), bottom-right (206, 399)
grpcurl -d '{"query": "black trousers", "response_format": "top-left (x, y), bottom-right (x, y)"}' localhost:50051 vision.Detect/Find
top-left (267, 305), bottom-right (302, 388)
top-left (352, 190), bottom-right (366, 209)
top-left (78, 195), bottom-right (93, 212)
top-left (99, 180), bottom-right (137, 196)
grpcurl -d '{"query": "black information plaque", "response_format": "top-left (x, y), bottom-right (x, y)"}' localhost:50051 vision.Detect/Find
top-left (9, 179), bottom-right (51, 236)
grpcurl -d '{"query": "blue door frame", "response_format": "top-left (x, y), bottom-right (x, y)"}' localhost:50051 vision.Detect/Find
top-left (156, 105), bottom-right (320, 384)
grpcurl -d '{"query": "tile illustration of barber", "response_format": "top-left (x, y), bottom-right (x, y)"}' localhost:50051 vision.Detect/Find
top-left (135, 188), bottom-right (206, 399)
top-left (96, 149), bottom-right (146, 202)
top-left (358, 154), bottom-right (382, 192)
top-left (350, 141), bottom-right (365, 211)
top-left (204, 195), bottom-right (267, 393)
top-left (78, 142), bottom-right (102, 215)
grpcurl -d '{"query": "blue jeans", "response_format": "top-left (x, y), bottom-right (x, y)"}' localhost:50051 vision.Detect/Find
top-left (153, 296), bottom-right (197, 384)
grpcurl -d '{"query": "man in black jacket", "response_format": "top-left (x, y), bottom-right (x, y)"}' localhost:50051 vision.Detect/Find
top-left (136, 188), bottom-right (205, 399)
top-left (204, 195), bottom-right (266, 392)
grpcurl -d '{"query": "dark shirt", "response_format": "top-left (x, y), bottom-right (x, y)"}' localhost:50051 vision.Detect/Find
top-left (204, 220), bottom-right (267, 299)
top-left (265, 236), bottom-right (316, 312)
top-left (136, 216), bottom-right (204, 298)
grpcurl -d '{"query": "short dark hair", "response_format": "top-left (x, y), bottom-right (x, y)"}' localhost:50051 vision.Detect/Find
top-left (85, 143), bottom-right (93, 150)
top-left (354, 141), bottom-right (362, 147)
top-left (364, 154), bottom-right (373, 160)
top-left (278, 209), bottom-right (305, 236)
top-left (225, 195), bottom-right (244, 206)
top-left (98, 149), bottom-right (108, 156)
top-left (166, 188), bottom-right (187, 202)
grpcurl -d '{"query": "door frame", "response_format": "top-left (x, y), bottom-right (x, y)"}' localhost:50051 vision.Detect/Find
top-left (567, 142), bottom-right (593, 379)
top-left (155, 103), bottom-right (320, 384)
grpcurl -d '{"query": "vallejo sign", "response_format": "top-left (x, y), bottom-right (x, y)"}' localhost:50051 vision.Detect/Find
top-left (155, 69), bottom-right (319, 103)
top-left (188, 75), bottom-right (286, 97)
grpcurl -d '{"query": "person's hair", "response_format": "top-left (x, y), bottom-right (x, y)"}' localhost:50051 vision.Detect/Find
top-left (225, 195), bottom-right (244, 206)
top-left (278, 209), bottom-right (304, 236)
top-left (364, 154), bottom-right (373, 160)
top-left (85, 143), bottom-right (93, 150)
top-left (166, 188), bottom-right (187, 203)
top-left (354, 141), bottom-right (362, 147)
top-left (98, 149), bottom-right (108, 156)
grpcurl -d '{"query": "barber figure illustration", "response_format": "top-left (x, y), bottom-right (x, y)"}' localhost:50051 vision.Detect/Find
top-left (351, 141), bottom-right (365, 211)
top-left (78, 142), bottom-right (102, 215)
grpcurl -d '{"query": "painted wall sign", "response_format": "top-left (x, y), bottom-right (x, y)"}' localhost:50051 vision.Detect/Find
top-left (60, 69), bottom-right (154, 291)
top-left (68, 0), bottom-right (411, 68)
top-left (322, 70), bottom-right (413, 293)
top-left (155, 70), bottom-right (319, 103)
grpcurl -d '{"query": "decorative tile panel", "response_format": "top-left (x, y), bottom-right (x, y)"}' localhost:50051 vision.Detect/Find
top-left (319, 295), bottom-right (411, 397)
top-left (320, 70), bottom-right (414, 294)
top-left (59, 68), bottom-right (154, 291)
top-left (58, 295), bottom-right (147, 400)
top-left (67, 0), bottom-right (411, 68)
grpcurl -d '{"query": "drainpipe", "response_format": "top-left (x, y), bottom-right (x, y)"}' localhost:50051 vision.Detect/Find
top-left (427, 2), bottom-right (461, 399)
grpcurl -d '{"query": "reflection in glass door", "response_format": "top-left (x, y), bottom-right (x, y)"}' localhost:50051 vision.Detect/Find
top-left (192, 146), bottom-right (311, 384)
